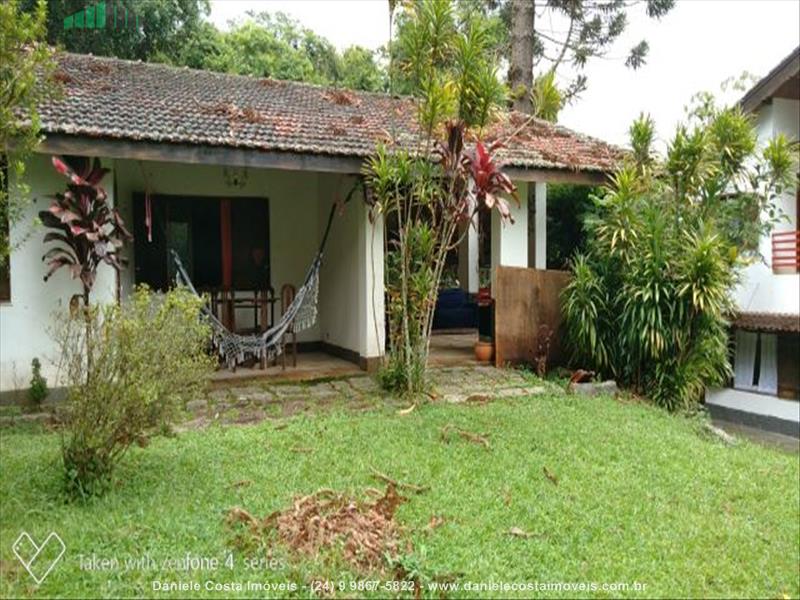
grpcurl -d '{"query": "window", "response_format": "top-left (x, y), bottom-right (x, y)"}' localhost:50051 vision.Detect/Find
top-left (733, 329), bottom-right (777, 394)
top-left (0, 154), bottom-right (9, 302)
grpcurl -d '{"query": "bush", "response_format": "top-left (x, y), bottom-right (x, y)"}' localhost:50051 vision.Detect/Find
top-left (56, 286), bottom-right (215, 498)
top-left (545, 184), bottom-right (600, 270)
top-left (562, 108), bottom-right (797, 411)
top-left (27, 357), bottom-right (48, 405)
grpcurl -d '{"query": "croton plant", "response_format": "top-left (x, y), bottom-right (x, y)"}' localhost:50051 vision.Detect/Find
top-left (39, 156), bottom-right (132, 303)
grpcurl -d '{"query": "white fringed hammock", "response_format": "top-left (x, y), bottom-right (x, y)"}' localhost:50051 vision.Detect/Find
top-left (171, 200), bottom-right (342, 369)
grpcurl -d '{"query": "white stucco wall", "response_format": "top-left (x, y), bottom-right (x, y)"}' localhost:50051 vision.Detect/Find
top-left (316, 174), bottom-right (384, 361)
top-left (316, 173), bottom-right (361, 355)
top-left (491, 180), bottom-right (530, 286)
top-left (0, 154), bottom-right (117, 390)
top-left (706, 387), bottom-right (800, 422)
top-left (533, 182), bottom-right (547, 269)
top-left (733, 97), bottom-right (800, 315)
top-left (457, 215), bottom-right (479, 294)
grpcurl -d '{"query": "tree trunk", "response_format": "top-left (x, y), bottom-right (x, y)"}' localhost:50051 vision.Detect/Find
top-left (83, 285), bottom-right (93, 380)
top-left (509, 0), bottom-right (535, 113)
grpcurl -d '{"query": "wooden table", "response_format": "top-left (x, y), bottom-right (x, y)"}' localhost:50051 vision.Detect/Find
top-left (205, 287), bottom-right (276, 334)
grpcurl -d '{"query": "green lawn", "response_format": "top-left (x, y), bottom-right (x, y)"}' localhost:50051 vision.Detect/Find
top-left (1, 386), bottom-right (798, 598)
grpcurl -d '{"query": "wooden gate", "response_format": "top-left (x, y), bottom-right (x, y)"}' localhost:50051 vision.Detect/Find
top-left (493, 266), bottom-right (571, 368)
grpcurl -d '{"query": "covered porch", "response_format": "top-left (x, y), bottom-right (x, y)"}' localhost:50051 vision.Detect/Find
top-left (209, 331), bottom-right (481, 384)
top-left (1, 142), bottom-right (608, 391)
top-left (112, 156), bottom-right (386, 373)
top-left (0, 144), bottom-right (387, 388)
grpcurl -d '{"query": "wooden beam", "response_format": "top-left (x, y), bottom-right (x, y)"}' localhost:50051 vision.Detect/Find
top-left (36, 134), bottom-right (365, 174)
top-left (36, 133), bottom-right (613, 184)
top-left (504, 166), bottom-right (611, 185)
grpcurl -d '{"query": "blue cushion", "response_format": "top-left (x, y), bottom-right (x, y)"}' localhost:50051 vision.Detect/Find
top-left (433, 288), bottom-right (477, 329)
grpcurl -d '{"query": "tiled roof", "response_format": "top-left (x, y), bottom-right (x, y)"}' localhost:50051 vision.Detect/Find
top-left (739, 45), bottom-right (800, 113)
top-left (37, 52), bottom-right (622, 173)
top-left (735, 311), bottom-right (800, 334)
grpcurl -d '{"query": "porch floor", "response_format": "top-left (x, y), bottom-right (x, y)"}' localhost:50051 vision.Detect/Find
top-left (211, 330), bottom-right (480, 384)
top-left (705, 387), bottom-right (800, 439)
top-left (211, 352), bottom-right (360, 385)
top-left (429, 329), bottom-right (479, 367)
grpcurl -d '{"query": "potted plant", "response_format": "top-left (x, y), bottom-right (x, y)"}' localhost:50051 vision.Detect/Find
top-left (474, 336), bottom-right (494, 362)
top-left (474, 269), bottom-right (494, 362)
top-left (477, 267), bottom-right (492, 304)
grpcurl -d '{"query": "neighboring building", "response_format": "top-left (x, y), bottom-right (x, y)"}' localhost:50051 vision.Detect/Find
top-left (0, 52), bottom-right (619, 392)
top-left (706, 46), bottom-right (800, 438)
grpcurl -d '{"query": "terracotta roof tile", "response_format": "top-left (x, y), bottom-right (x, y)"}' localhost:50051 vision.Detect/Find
top-left (735, 311), bottom-right (800, 334)
top-left (37, 52), bottom-right (622, 173)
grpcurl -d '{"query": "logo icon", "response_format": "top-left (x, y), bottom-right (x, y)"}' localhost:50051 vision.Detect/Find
top-left (12, 532), bottom-right (66, 585)
top-left (64, 1), bottom-right (142, 32)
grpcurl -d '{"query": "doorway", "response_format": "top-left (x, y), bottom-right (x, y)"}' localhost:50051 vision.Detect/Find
top-left (133, 194), bottom-right (271, 294)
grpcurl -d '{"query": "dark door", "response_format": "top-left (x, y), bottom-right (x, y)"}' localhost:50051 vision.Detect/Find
top-left (133, 194), bottom-right (268, 292)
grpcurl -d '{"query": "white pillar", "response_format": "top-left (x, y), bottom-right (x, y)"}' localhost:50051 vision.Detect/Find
top-left (358, 201), bottom-right (385, 366)
top-left (534, 181), bottom-right (547, 269)
top-left (491, 181), bottom-right (529, 287)
top-left (458, 216), bottom-right (479, 294)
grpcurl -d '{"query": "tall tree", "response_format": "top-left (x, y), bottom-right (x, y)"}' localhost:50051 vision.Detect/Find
top-left (339, 46), bottom-right (386, 93)
top-left (1, 0), bottom-right (54, 263)
top-left (509, 0), bottom-right (534, 112)
top-left (507, 0), bottom-right (675, 116)
top-left (175, 11), bottom-right (386, 92)
top-left (23, 0), bottom-right (210, 62)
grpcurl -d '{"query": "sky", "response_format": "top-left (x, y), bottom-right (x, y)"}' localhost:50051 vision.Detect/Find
top-left (208, 0), bottom-right (800, 148)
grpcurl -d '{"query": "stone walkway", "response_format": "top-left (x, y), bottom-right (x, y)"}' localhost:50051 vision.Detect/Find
top-left (180, 366), bottom-right (548, 429)
top-left (0, 366), bottom-right (549, 429)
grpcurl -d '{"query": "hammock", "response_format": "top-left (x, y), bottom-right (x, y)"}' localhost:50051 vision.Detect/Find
top-left (171, 200), bottom-right (342, 369)
top-left (172, 249), bottom-right (320, 369)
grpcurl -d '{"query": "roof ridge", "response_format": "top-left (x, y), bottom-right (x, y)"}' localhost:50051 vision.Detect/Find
top-left (59, 51), bottom-right (412, 100)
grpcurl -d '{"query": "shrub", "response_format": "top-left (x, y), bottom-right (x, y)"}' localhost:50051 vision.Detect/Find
top-left (27, 357), bottom-right (48, 405)
top-left (56, 286), bottom-right (215, 498)
top-left (562, 107), bottom-right (797, 411)
top-left (363, 2), bottom-right (515, 395)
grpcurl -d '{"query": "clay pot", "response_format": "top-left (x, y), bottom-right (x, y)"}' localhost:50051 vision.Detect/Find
top-left (474, 340), bottom-right (494, 363)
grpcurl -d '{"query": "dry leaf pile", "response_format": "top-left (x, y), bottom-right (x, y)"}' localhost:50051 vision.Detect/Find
top-left (226, 484), bottom-right (410, 571)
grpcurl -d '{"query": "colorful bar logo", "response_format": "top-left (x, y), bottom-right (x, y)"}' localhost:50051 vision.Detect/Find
top-left (63, 1), bottom-right (140, 31)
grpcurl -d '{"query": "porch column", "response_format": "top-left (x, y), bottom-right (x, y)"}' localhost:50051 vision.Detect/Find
top-left (534, 182), bottom-right (547, 269)
top-left (458, 216), bottom-right (479, 293)
top-left (491, 181), bottom-right (529, 287)
top-left (357, 200), bottom-right (385, 369)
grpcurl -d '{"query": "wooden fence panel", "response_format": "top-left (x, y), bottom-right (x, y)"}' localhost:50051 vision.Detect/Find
top-left (494, 267), bottom-right (571, 368)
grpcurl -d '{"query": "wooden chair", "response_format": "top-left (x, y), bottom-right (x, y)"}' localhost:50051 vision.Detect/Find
top-left (280, 284), bottom-right (297, 369)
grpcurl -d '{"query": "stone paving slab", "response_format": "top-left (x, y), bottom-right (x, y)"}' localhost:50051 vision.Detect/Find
top-left (0, 366), bottom-right (550, 430)
top-left (194, 366), bottom-right (548, 420)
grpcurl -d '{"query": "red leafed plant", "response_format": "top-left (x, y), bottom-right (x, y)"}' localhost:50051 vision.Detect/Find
top-left (364, 120), bottom-right (518, 393)
top-left (468, 140), bottom-right (516, 222)
top-left (434, 120), bottom-right (518, 225)
top-left (39, 156), bottom-right (131, 305)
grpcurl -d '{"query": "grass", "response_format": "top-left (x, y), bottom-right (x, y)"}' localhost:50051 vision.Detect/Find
top-left (1, 387), bottom-right (798, 598)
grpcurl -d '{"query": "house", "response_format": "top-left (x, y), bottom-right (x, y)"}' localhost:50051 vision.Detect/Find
top-left (0, 52), bottom-right (619, 392)
top-left (705, 46), bottom-right (800, 438)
